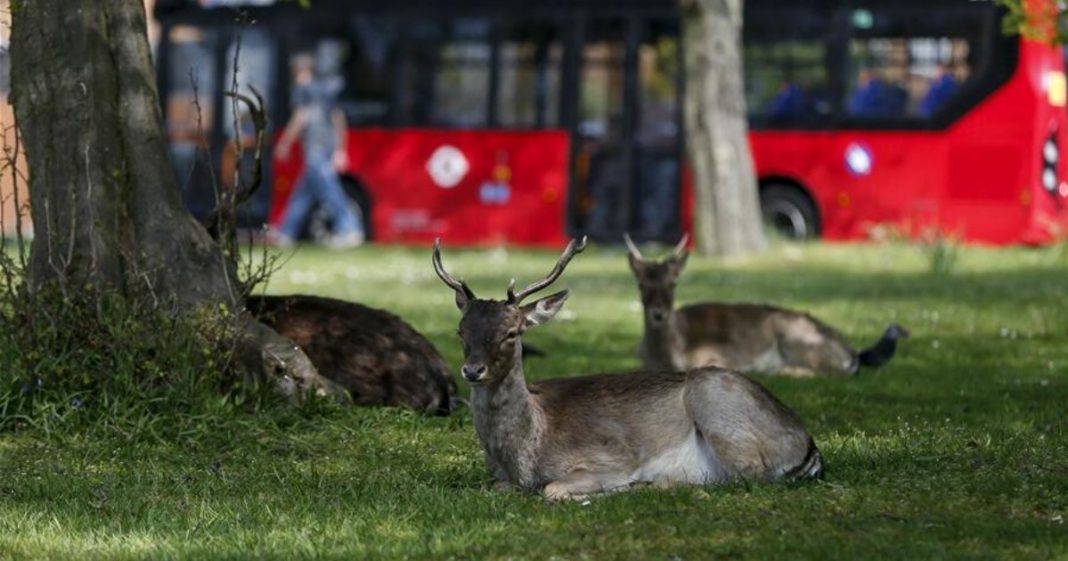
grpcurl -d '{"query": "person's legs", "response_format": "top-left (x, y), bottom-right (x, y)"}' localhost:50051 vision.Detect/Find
top-left (277, 170), bottom-right (317, 242)
top-left (300, 154), bottom-right (362, 246)
top-left (312, 159), bottom-right (361, 237)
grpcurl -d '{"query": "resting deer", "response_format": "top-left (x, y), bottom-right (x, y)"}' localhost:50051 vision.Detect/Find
top-left (432, 237), bottom-right (822, 500)
top-left (625, 234), bottom-right (908, 377)
top-left (248, 294), bottom-right (458, 415)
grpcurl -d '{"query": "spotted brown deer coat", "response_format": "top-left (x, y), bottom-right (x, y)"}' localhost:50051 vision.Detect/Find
top-left (626, 234), bottom-right (907, 377)
top-left (248, 294), bottom-right (458, 415)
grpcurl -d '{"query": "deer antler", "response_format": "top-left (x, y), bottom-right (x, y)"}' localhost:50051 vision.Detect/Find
top-left (508, 236), bottom-right (588, 303)
top-left (222, 85), bottom-right (268, 206)
top-left (623, 232), bottom-right (644, 261)
top-left (203, 85), bottom-right (268, 243)
top-left (671, 234), bottom-right (690, 259)
top-left (432, 238), bottom-right (475, 300)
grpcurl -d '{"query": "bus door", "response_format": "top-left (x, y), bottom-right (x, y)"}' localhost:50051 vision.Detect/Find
top-left (634, 20), bottom-right (683, 243)
top-left (574, 18), bottom-right (683, 244)
top-left (574, 19), bottom-right (630, 242)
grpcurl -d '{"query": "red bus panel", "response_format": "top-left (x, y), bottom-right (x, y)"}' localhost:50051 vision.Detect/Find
top-left (271, 129), bottom-right (570, 247)
top-left (749, 40), bottom-right (1068, 245)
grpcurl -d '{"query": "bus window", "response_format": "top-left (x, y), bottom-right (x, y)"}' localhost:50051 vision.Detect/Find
top-left (347, 17), bottom-right (398, 125)
top-left (497, 23), bottom-right (563, 129)
top-left (434, 19), bottom-right (492, 127)
top-left (400, 18), bottom-right (492, 127)
top-left (289, 21), bottom-right (397, 127)
top-left (164, 25), bottom-right (218, 219)
top-left (635, 22), bottom-right (681, 241)
top-left (744, 8), bottom-right (833, 126)
top-left (846, 8), bottom-right (984, 120)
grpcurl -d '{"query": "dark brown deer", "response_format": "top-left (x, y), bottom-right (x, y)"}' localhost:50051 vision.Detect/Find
top-left (432, 237), bottom-right (822, 501)
top-left (247, 294), bottom-right (458, 415)
top-left (625, 234), bottom-right (908, 377)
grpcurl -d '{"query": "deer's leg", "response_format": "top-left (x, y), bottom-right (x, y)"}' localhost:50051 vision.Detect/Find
top-left (492, 480), bottom-right (515, 492)
top-left (778, 366), bottom-right (817, 378)
top-left (543, 471), bottom-right (634, 502)
top-left (485, 452), bottom-right (513, 491)
top-left (687, 369), bottom-right (814, 481)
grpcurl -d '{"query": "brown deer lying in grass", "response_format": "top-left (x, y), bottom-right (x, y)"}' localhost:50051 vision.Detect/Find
top-left (432, 237), bottom-right (821, 501)
top-left (247, 294), bottom-right (458, 415)
top-left (625, 234), bottom-right (908, 377)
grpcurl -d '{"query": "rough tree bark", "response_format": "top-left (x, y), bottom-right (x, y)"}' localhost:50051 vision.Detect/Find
top-left (680, 0), bottom-right (767, 257)
top-left (10, 0), bottom-right (346, 402)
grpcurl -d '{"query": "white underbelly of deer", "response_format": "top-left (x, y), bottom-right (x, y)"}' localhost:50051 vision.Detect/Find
top-left (634, 428), bottom-right (728, 484)
top-left (687, 345), bottom-right (784, 373)
top-left (683, 345), bottom-right (725, 370)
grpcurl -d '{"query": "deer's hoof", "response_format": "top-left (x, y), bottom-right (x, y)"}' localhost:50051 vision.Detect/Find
top-left (543, 483), bottom-right (589, 503)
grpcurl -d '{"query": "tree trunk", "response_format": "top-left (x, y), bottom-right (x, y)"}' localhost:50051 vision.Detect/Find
top-left (10, 0), bottom-right (346, 402)
top-left (680, 0), bottom-right (767, 256)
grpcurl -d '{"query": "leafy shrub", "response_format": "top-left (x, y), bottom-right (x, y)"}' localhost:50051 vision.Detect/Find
top-left (0, 250), bottom-right (292, 438)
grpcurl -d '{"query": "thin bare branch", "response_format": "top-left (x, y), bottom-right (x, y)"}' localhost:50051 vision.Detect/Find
top-left (12, 124), bottom-right (27, 270)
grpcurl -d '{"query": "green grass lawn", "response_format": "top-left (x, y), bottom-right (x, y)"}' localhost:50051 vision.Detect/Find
top-left (1, 241), bottom-right (1066, 560)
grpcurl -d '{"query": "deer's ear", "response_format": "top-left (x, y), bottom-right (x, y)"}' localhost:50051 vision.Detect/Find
top-left (668, 251), bottom-right (689, 277)
top-left (627, 252), bottom-right (643, 273)
top-left (521, 290), bottom-right (569, 328)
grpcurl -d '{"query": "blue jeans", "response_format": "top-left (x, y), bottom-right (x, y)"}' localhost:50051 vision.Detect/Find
top-left (279, 150), bottom-right (361, 239)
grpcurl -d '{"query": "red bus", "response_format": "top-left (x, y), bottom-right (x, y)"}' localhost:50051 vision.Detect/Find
top-left (154, 0), bottom-right (1068, 246)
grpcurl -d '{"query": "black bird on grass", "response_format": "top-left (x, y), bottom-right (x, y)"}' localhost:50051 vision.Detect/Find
top-left (856, 324), bottom-right (910, 370)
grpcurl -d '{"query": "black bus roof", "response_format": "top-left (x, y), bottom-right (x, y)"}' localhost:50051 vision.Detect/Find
top-left (154, 0), bottom-right (993, 22)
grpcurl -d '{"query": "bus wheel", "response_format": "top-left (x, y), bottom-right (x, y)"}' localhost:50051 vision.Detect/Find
top-left (305, 178), bottom-right (374, 243)
top-left (760, 183), bottom-right (820, 240)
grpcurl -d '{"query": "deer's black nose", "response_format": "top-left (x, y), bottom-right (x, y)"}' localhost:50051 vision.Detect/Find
top-left (650, 310), bottom-right (668, 323)
top-left (461, 364), bottom-right (488, 382)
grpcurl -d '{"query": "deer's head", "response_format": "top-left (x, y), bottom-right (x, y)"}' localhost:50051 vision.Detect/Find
top-left (624, 233), bottom-right (689, 327)
top-left (432, 237), bottom-right (587, 384)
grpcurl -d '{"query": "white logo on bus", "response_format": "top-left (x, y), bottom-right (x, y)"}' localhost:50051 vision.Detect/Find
top-left (426, 145), bottom-right (469, 189)
top-left (845, 142), bottom-right (873, 176)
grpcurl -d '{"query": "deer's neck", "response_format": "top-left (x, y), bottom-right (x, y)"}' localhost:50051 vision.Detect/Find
top-left (469, 360), bottom-right (545, 488)
top-left (641, 310), bottom-right (685, 371)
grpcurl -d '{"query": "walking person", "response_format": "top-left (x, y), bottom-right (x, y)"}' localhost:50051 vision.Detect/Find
top-left (271, 54), bottom-right (364, 248)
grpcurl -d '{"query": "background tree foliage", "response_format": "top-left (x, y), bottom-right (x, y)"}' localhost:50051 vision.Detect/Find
top-left (996, 0), bottom-right (1065, 44)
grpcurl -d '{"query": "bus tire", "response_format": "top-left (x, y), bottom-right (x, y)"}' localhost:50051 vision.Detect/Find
top-left (760, 182), bottom-right (820, 239)
top-left (304, 177), bottom-right (374, 243)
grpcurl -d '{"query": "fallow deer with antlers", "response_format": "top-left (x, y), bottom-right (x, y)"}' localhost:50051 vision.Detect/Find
top-left (432, 237), bottom-right (822, 500)
top-left (625, 234), bottom-right (908, 377)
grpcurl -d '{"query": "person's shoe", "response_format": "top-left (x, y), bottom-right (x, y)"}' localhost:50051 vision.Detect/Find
top-left (266, 228), bottom-right (296, 248)
top-left (328, 231), bottom-right (364, 249)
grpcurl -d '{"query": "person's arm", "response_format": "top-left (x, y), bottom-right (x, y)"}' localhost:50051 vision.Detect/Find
top-left (331, 108), bottom-right (348, 170)
top-left (274, 108), bottom-right (307, 161)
